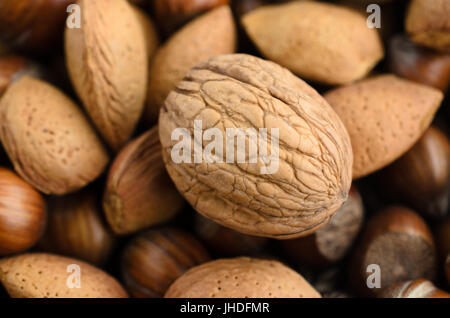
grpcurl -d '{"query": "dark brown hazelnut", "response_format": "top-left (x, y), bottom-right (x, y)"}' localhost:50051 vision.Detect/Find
top-left (388, 35), bottom-right (450, 92)
top-left (350, 206), bottom-right (437, 297)
top-left (194, 214), bottom-right (268, 257)
top-left (38, 190), bottom-right (116, 265)
top-left (121, 227), bottom-right (210, 298)
top-left (0, 167), bottom-right (47, 256)
top-left (378, 279), bottom-right (450, 298)
top-left (377, 127), bottom-right (450, 219)
top-left (0, 0), bottom-right (75, 54)
top-left (281, 186), bottom-right (364, 267)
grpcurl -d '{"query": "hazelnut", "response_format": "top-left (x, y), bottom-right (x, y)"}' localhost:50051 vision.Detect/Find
top-left (194, 214), bottom-right (268, 257)
top-left (38, 190), bottom-right (116, 265)
top-left (0, 168), bottom-right (46, 256)
top-left (378, 279), bottom-right (450, 298)
top-left (281, 186), bottom-right (364, 267)
top-left (350, 206), bottom-right (437, 296)
top-left (121, 227), bottom-right (210, 298)
top-left (377, 127), bottom-right (450, 219)
top-left (103, 126), bottom-right (185, 235)
top-left (388, 35), bottom-right (450, 92)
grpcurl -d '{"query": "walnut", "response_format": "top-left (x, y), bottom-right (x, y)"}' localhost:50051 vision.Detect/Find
top-left (159, 54), bottom-right (353, 239)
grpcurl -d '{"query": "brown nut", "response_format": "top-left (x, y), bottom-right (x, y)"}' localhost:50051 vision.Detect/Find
top-left (165, 257), bottom-right (321, 298)
top-left (377, 127), bottom-right (450, 219)
top-left (153, 0), bottom-right (230, 35)
top-left (103, 126), bottom-right (185, 235)
top-left (281, 186), bottom-right (364, 267)
top-left (0, 56), bottom-right (45, 97)
top-left (325, 74), bottom-right (443, 179)
top-left (38, 190), bottom-right (116, 265)
top-left (121, 227), bottom-right (210, 298)
top-left (65, 0), bottom-right (150, 150)
top-left (195, 214), bottom-right (268, 256)
top-left (159, 54), bottom-right (353, 239)
top-left (242, 1), bottom-right (384, 85)
top-left (0, 0), bottom-right (75, 54)
top-left (0, 253), bottom-right (128, 298)
top-left (0, 168), bottom-right (46, 256)
top-left (378, 279), bottom-right (450, 298)
top-left (350, 206), bottom-right (437, 297)
top-left (388, 35), bottom-right (450, 92)
top-left (405, 0), bottom-right (450, 53)
top-left (0, 76), bottom-right (109, 195)
top-left (146, 5), bottom-right (236, 123)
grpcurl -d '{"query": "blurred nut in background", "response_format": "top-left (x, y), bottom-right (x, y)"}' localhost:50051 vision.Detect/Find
top-left (0, 168), bottom-right (46, 256)
top-left (405, 0), bottom-right (450, 53)
top-left (38, 190), bottom-right (116, 265)
top-left (388, 35), bottom-right (450, 92)
top-left (153, 0), bottom-right (230, 35)
top-left (0, 56), bottom-right (46, 97)
top-left (195, 214), bottom-right (268, 257)
top-left (0, 76), bottom-right (109, 195)
top-left (377, 127), bottom-right (450, 219)
top-left (121, 227), bottom-right (210, 297)
top-left (103, 126), bottom-right (185, 235)
top-left (378, 279), bottom-right (450, 298)
top-left (281, 186), bottom-right (364, 267)
top-left (0, 0), bottom-right (75, 54)
top-left (350, 206), bottom-right (437, 296)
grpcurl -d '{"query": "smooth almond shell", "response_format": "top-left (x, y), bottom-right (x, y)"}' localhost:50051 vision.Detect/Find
top-left (65, 0), bottom-right (149, 150)
top-left (0, 76), bottom-right (109, 195)
top-left (406, 0), bottom-right (450, 53)
top-left (165, 257), bottom-right (321, 298)
top-left (145, 5), bottom-right (236, 123)
top-left (103, 126), bottom-right (185, 235)
top-left (325, 74), bottom-right (443, 179)
top-left (0, 253), bottom-right (128, 298)
top-left (242, 1), bottom-right (384, 85)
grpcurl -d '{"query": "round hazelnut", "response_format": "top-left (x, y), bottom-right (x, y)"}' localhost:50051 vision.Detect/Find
top-left (38, 190), bottom-right (116, 265)
top-left (121, 227), bottom-right (210, 298)
top-left (281, 186), bottom-right (364, 266)
top-left (378, 279), bottom-right (450, 298)
top-left (350, 206), bottom-right (437, 296)
top-left (0, 168), bottom-right (46, 256)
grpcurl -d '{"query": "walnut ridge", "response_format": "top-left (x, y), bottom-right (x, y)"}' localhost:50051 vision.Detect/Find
top-left (159, 54), bottom-right (353, 239)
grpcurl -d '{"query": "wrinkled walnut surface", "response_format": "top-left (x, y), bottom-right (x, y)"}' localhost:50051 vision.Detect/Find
top-left (159, 54), bottom-right (352, 239)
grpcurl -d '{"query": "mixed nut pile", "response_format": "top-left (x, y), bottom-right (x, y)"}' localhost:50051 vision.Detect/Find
top-left (0, 0), bottom-right (449, 299)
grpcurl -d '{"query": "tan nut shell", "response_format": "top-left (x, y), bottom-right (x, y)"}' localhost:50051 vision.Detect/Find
top-left (406, 0), bottom-right (450, 53)
top-left (145, 5), bottom-right (236, 123)
top-left (165, 257), bottom-right (321, 298)
top-left (325, 75), bottom-right (443, 179)
top-left (0, 76), bottom-right (109, 195)
top-left (159, 54), bottom-right (353, 239)
top-left (0, 253), bottom-right (128, 298)
top-left (65, 0), bottom-right (149, 150)
top-left (242, 1), bottom-right (384, 85)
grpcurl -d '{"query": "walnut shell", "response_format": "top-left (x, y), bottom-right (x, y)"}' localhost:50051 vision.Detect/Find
top-left (325, 74), bottom-right (443, 179)
top-left (242, 1), bottom-right (384, 85)
top-left (65, 0), bottom-right (149, 150)
top-left (0, 253), bottom-right (128, 298)
top-left (145, 5), bottom-right (236, 123)
top-left (406, 0), bottom-right (450, 53)
top-left (165, 257), bottom-right (321, 298)
top-left (0, 76), bottom-right (109, 195)
top-left (159, 54), bottom-right (353, 239)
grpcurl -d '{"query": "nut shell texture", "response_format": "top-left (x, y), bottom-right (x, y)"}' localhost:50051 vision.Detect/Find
top-left (159, 54), bottom-right (353, 239)
top-left (165, 257), bottom-right (321, 298)
top-left (0, 76), bottom-right (109, 195)
top-left (65, 0), bottom-right (149, 150)
top-left (325, 75), bottom-right (443, 179)
top-left (0, 253), bottom-right (128, 298)
top-left (242, 1), bottom-right (384, 85)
